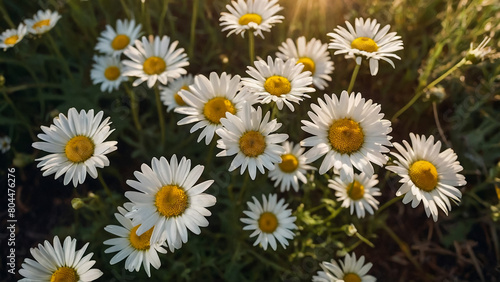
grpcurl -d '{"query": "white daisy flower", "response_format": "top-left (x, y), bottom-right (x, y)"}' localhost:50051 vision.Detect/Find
top-left (122, 35), bottom-right (189, 88)
top-left (312, 253), bottom-right (376, 282)
top-left (1, 136), bottom-right (11, 153)
top-left (240, 193), bottom-right (297, 251)
top-left (276, 36), bottom-right (334, 90)
top-left (19, 236), bottom-right (103, 281)
top-left (0, 23), bottom-right (27, 50)
top-left (328, 172), bottom-right (381, 218)
top-left (32, 108), bottom-right (118, 187)
top-left (385, 133), bottom-right (466, 221)
top-left (219, 0), bottom-right (284, 39)
top-left (175, 72), bottom-right (259, 145)
top-left (327, 17), bottom-right (404, 76)
top-left (124, 155), bottom-right (216, 252)
top-left (160, 74), bottom-right (194, 112)
top-left (301, 91), bottom-right (392, 183)
top-left (466, 36), bottom-right (494, 63)
top-left (242, 56), bottom-right (315, 111)
top-left (95, 18), bottom-right (142, 56)
top-left (216, 103), bottom-right (288, 180)
top-left (268, 141), bottom-right (315, 192)
top-left (24, 9), bottom-right (61, 35)
top-left (104, 202), bottom-right (168, 277)
top-left (90, 55), bottom-right (127, 93)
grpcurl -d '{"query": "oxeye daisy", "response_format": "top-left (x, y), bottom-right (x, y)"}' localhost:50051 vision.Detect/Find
top-left (104, 203), bottom-right (168, 277)
top-left (124, 155), bottom-right (216, 252)
top-left (385, 133), bottom-right (466, 221)
top-left (240, 193), bottom-right (297, 251)
top-left (215, 103), bottom-right (288, 180)
top-left (24, 9), bottom-right (61, 35)
top-left (1, 136), bottom-right (11, 153)
top-left (90, 55), bottom-right (127, 93)
top-left (328, 172), bottom-right (381, 218)
top-left (242, 56), bottom-right (315, 111)
top-left (122, 35), bottom-right (189, 88)
top-left (32, 108), bottom-right (118, 187)
top-left (219, 0), bottom-right (284, 39)
top-left (301, 91), bottom-right (392, 183)
top-left (95, 18), bottom-right (142, 56)
top-left (175, 72), bottom-right (259, 145)
top-left (268, 141), bottom-right (315, 192)
top-left (0, 23), bottom-right (27, 50)
top-left (160, 74), bottom-right (194, 112)
top-left (312, 253), bottom-right (376, 282)
top-left (327, 17), bottom-right (404, 76)
top-left (276, 36), bottom-right (334, 90)
top-left (19, 236), bottom-right (103, 282)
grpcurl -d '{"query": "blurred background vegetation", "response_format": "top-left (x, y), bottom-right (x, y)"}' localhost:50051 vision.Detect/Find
top-left (1, 0), bottom-right (499, 281)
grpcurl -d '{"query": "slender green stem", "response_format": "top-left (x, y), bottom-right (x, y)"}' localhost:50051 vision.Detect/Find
top-left (158, 0), bottom-right (169, 35)
top-left (392, 58), bottom-right (467, 122)
top-left (2, 89), bottom-right (36, 140)
top-left (119, 0), bottom-right (131, 18)
top-left (154, 85), bottom-right (166, 146)
top-left (124, 84), bottom-right (142, 131)
top-left (141, 0), bottom-right (153, 35)
top-left (355, 232), bottom-right (375, 248)
top-left (248, 31), bottom-right (255, 63)
top-left (188, 0), bottom-right (198, 59)
top-left (238, 173), bottom-right (250, 204)
top-left (382, 223), bottom-right (422, 271)
top-left (347, 63), bottom-right (361, 93)
top-left (376, 195), bottom-right (404, 214)
top-left (3, 83), bottom-right (61, 94)
top-left (432, 101), bottom-right (451, 147)
top-left (98, 173), bottom-right (117, 206)
top-left (0, 0), bottom-right (15, 28)
top-left (46, 33), bottom-right (74, 81)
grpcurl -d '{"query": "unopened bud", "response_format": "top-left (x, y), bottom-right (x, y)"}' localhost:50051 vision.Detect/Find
top-left (71, 198), bottom-right (85, 210)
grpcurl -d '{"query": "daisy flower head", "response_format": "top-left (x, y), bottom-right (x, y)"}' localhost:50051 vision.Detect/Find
top-left (160, 74), bottom-right (194, 112)
top-left (219, 0), bottom-right (284, 39)
top-left (328, 172), bottom-right (381, 218)
top-left (124, 155), bottom-right (216, 252)
top-left (466, 36), bottom-right (494, 63)
top-left (240, 193), bottom-right (297, 251)
top-left (276, 36), bottom-right (334, 90)
top-left (19, 236), bottom-right (103, 282)
top-left (312, 253), bottom-right (376, 282)
top-left (95, 18), bottom-right (142, 56)
top-left (242, 56), bottom-right (315, 111)
top-left (0, 23), bottom-right (27, 51)
top-left (90, 55), bottom-right (128, 93)
top-left (327, 17), bottom-right (404, 76)
top-left (301, 91), bottom-right (392, 183)
top-left (215, 102), bottom-right (288, 180)
top-left (268, 141), bottom-right (315, 192)
top-left (175, 72), bottom-right (259, 145)
top-left (122, 35), bottom-right (189, 88)
top-left (104, 202), bottom-right (168, 277)
top-left (1, 136), bottom-right (11, 153)
top-left (24, 9), bottom-right (61, 35)
top-left (385, 133), bottom-right (466, 221)
top-left (32, 108), bottom-right (118, 187)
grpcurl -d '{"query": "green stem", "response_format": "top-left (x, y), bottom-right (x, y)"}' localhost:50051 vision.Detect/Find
top-left (0, 0), bottom-right (15, 28)
top-left (98, 173), bottom-right (118, 207)
top-left (347, 63), bottom-right (360, 93)
top-left (238, 173), bottom-right (250, 204)
top-left (432, 101), bottom-right (451, 147)
top-left (392, 58), bottom-right (467, 122)
top-left (158, 0), bottom-right (169, 35)
top-left (119, 0), bottom-right (131, 18)
top-left (382, 223), bottom-right (422, 271)
top-left (3, 83), bottom-right (61, 94)
top-left (154, 85), bottom-right (166, 146)
top-left (142, 0), bottom-right (153, 35)
top-left (376, 195), bottom-right (404, 214)
top-left (355, 232), bottom-right (375, 248)
top-left (124, 84), bottom-right (142, 131)
top-left (188, 0), bottom-right (198, 59)
top-left (1, 89), bottom-right (36, 140)
top-left (46, 33), bottom-right (74, 81)
top-left (248, 31), bottom-right (255, 63)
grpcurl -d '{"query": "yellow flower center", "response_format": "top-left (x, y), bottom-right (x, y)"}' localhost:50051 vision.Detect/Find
top-left (279, 154), bottom-right (299, 173)
top-left (343, 273), bottom-right (361, 282)
top-left (174, 85), bottom-right (189, 106)
top-left (296, 57), bottom-right (316, 74)
top-left (238, 13), bottom-right (262, 25)
top-left (50, 266), bottom-right (78, 282)
top-left (328, 118), bottom-right (364, 154)
top-left (239, 131), bottom-right (266, 157)
top-left (4, 35), bottom-right (18, 45)
top-left (409, 160), bottom-right (438, 192)
top-left (264, 75), bottom-right (291, 97)
top-left (351, 37), bottom-right (379, 53)
top-left (347, 180), bottom-right (365, 200)
top-left (33, 19), bottom-right (51, 30)
top-left (129, 225), bottom-right (153, 250)
top-left (203, 97), bottom-right (236, 124)
top-left (64, 136), bottom-right (94, 163)
top-left (258, 212), bottom-right (278, 233)
top-left (155, 185), bottom-right (188, 217)
top-left (143, 56), bottom-right (166, 75)
top-left (111, 34), bottom-right (130, 50)
top-left (104, 66), bottom-right (121, 81)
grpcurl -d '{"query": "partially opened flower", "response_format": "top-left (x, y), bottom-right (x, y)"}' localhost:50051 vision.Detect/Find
top-left (19, 236), bottom-right (103, 281)
top-left (24, 9), bottom-right (61, 35)
top-left (312, 253), bottom-right (376, 282)
top-left (90, 55), bottom-right (127, 93)
top-left (466, 36), bottom-right (495, 63)
top-left (0, 23), bottom-right (27, 50)
top-left (32, 108), bottom-right (118, 187)
top-left (0, 136), bottom-right (11, 153)
top-left (122, 35), bottom-right (189, 88)
top-left (160, 74), bottom-right (194, 112)
top-left (219, 0), bottom-right (284, 39)
top-left (276, 36), bottom-right (334, 90)
top-left (240, 194), bottom-right (297, 251)
top-left (104, 203), bottom-right (168, 277)
top-left (95, 18), bottom-right (142, 56)
top-left (386, 133), bottom-right (466, 221)
top-left (328, 17), bottom-right (403, 75)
